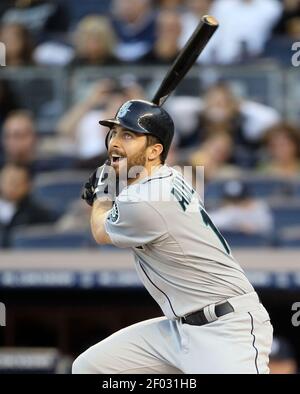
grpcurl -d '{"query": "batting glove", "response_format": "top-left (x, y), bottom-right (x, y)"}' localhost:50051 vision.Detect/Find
top-left (81, 160), bottom-right (118, 206)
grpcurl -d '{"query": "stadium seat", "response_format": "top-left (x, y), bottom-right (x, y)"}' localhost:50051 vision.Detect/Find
top-left (276, 226), bottom-right (300, 248)
top-left (222, 231), bottom-right (271, 247)
top-left (271, 203), bottom-right (300, 230)
top-left (11, 225), bottom-right (93, 249)
top-left (293, 180), bottom-right (300, 198)
top-left (205, 176), bottom-right (293, 202)
top-left (32, 170), bottom-right (89, 216)
top-left (278, 238), bottom-right (300, 248)
top-left (204, 180), bottom-right (225, 201)
top-left (244, 178), bottom-right (293, 198)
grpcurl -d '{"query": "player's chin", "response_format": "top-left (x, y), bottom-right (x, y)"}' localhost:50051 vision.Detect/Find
top-left (111, 158), bottom-right (127, 174)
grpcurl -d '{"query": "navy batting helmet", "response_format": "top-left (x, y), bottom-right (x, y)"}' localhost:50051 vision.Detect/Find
top-left (99, 100), bottom-right (174, 161)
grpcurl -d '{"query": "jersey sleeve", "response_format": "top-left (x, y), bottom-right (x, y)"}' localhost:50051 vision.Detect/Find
top-left (105, 199), bottom-right (167, 248)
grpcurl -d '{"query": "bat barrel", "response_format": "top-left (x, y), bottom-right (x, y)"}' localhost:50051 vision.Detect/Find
top-left (152, 15), bottom-right (219, 106)
top-left (202, 15), bottom-right (219, 27)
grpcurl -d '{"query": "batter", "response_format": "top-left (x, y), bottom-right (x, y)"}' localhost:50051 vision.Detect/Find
top-left (73, 99), bottom-right (273, 374)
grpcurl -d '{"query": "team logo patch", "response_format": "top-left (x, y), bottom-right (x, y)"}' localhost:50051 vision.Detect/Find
top-left (117, 102), bottom-right (133, 119)
top-left (108, 203), bottom-right (119, 223)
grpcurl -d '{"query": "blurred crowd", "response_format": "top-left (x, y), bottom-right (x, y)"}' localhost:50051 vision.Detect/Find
top-left (0, 0), bottom-right (300, 249)
top-left (0, 0), bottom-right (298, 66)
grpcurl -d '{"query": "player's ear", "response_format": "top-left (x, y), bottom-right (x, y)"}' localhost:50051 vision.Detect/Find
top-left (148, 144), bottom-right (163, 161)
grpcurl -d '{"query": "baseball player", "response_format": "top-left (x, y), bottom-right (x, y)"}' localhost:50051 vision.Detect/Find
top-left (73, 99), bottom-right (273, 374)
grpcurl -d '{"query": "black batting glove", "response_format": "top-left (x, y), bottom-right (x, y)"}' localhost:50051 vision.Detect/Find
top-left (81, 160), bottom-right (118, 206)
top-left (81, 168), bottom-right (98, 206)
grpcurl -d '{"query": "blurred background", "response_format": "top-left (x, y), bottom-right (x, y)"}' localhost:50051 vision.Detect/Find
top-left (0, 0), bottom-right (300, 374)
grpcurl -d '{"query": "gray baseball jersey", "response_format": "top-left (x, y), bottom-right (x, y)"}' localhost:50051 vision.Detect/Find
top-left (105, 165), bottom-right (254, 320)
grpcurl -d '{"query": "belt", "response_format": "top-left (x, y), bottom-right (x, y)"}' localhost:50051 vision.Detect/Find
top-left (182, 301), bottom-right (234, 326)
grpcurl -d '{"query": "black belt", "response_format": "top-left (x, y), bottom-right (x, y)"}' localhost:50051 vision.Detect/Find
top-left (182, 301), bottom-right (234, 326)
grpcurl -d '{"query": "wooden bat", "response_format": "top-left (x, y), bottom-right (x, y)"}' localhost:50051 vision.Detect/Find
top-left (152, 15), bottom-right (219, 106)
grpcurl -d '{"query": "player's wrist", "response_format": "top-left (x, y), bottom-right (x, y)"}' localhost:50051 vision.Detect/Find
top-left (93, 190), bottom-right (115, 203)
top-left (92, 198), bottom-right (112, 210)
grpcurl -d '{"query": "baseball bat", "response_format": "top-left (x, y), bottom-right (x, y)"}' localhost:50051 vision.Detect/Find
top-left (152, 15), bottom-right (219, 106)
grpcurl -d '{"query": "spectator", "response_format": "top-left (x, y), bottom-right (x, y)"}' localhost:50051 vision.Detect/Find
top-left (70, 15), bottom-right (117, 67)
top-left (0, 79), bottom-right (19, 130)
top-left (158, 0), bottom-right (184, 9)
top-left (1, 0), bottom-right (70, 42)
top-left (1, 110), bottom-right (36, 168)
top-left (0, 22), bottom-right (34, 66)
top-left (0, 2), bottom-right (12, 16)
top-left (140, 9), bottom-right (182, 64)
top-left (0, 163), bottom-right (56, 248)
top-left (273, 0), bottom-right (300, 39)
top-left (264, 1), bottom-right (300, 64)
top-left (169, 82), bottom-right (280, 168)
top-left (258, 122), bottom-right (300, 177)
top-left (0, 80), bottom-right (20, 157)
top-left (111, 0), bottom-right (157, 62)
top-left (189, 133), bottom-right (241, 182)
top-left (33, 40), bottom-right (74, 67)
top-left (209, 179), bottom-right (274, 235)
top-left (57, 77), bottom-right (145, 170)
top-left (1, 110), bottom-right (74, 174)
top-left (180, 0), bottom-right (213, 48)
top-left (269, 336), bottom-right (298, 374)
top-left (198, 0), bottom-right (282, 64)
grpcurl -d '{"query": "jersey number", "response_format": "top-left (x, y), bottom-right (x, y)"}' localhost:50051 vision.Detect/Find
top-left (200, 208), bottom-right (230, 254)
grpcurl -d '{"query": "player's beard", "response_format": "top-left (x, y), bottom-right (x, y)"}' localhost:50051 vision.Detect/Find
top-left (115, 148), bottom-right (147, 186)
top-left (127, 150), bottom-right (147, 174)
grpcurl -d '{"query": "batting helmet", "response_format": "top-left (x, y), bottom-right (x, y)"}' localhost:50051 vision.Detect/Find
top-left (99, 100), bottom-right (174, 161)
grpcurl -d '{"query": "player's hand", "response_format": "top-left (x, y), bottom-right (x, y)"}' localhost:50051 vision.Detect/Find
top-left (81, 160), bottom-right (118, 206)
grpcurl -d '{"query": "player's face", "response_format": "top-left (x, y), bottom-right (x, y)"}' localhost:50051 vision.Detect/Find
top-left (108, 126), bottom-right (148, 178)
